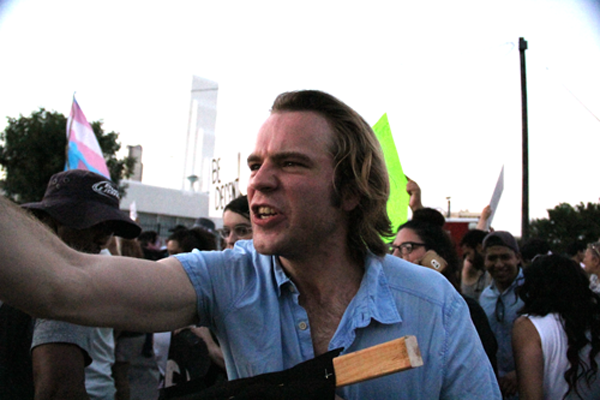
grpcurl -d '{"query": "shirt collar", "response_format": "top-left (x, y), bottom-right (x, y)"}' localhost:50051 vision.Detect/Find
top-left (352, 254), bottom-right (402, 325)
top-left (329, 254), bottom-right (401, 351)
top-left (272, 256), bottom-right (292, 296)
top-left (270, 253), bottom-right (401, 325)
top-left (491, 267), bottom-right (524, 294)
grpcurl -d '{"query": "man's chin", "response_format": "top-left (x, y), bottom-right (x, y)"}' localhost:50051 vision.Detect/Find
top-left (252, 239), bottom-right (277, 256)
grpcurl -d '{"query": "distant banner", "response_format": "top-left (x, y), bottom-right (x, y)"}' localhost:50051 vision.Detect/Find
top-left (65, 96), bottom-right (110, 178)
top-left (209, 153), bottom-right (241, 218)
top-left (373, 114), bottom-right (409, 237)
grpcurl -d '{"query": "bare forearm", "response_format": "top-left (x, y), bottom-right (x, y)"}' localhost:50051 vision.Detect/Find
top-left (0, 197), bottom-right (198, 332)
top-left (0, 197), bottom-right (78, 316)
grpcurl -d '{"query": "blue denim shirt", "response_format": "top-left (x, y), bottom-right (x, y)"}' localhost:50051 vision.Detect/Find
top-left (177, 240), bottom-right (500, 399)
top-left (479, 268), bottom-right (525, 377)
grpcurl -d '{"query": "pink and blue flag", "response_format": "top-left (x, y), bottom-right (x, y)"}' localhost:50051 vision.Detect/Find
top-left (65, 97), bottom-right (110, 178)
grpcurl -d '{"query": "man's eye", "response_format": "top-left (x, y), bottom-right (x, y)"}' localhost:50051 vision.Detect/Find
top-left (248, 163), bottom-right (261, 171)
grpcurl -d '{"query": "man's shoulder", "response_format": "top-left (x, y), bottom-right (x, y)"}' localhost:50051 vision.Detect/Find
top-left (376, 255), bottom-right (460, 304)
top-left (177, 240), bottom-right (261, 266)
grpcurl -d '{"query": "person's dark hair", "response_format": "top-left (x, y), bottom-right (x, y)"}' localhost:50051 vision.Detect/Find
top-left (137, 231), bottom-right (158, 247)
top-left (518, 254), bottom-right (600, 399)
top-left (460, 229), bottom-right (488, 249)
top-left (398, 219), bottom-right (460, 290)
top-left (169, 224), bottom-right (188, 233)
top-left (566, 240), bottom-right (587, 257)
top-left (520, 237), bottom-right (552, 265)
top-left (224, 195), bottom-right (250, 221)
top-left (168, 228), bottom-right (217, 253)
top-left (272, 90), bottom-right (392, 260)
top-left (412, 207), bottom-right (445, 228)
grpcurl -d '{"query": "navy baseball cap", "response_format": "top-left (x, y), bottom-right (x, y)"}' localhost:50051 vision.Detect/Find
top-left (21, 170), bottom-right (141, 239)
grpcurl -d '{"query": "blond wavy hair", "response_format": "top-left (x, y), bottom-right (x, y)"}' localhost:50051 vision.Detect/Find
top-left (271, 90), bottom-right (392, 259)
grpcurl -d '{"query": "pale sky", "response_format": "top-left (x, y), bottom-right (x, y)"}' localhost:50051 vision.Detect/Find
top-left (1, 0), bottom-right (599, 235)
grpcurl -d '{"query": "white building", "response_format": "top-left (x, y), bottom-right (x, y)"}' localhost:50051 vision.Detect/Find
top-left (120, 76), bottom-right (219, 239)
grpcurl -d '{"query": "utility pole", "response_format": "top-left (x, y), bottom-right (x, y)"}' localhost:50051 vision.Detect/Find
top-left (519, 37), bottom-right (530, 240)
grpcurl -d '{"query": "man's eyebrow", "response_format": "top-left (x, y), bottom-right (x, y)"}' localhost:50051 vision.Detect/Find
top-left (271, 152), bottom-right (313, 164)
top-left (247, 152), bottom-right (313, 165)
top-left (247, 154), bottom-right (261, 164)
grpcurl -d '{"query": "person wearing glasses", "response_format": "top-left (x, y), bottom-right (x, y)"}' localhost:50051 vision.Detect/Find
top-left (479, 231), bottom-right (524, 399)
top-left (512, 254), bottom-right (600, 399)
top-left (220, 195), bottom-right (252, 249)
top-left (582, 242), bottom-right (600, 294)
top-left (391, 217), bottom-right (498, 375)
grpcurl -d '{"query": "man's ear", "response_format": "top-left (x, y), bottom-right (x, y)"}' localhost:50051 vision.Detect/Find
top-left (340, 186), bottom-right (360, 212)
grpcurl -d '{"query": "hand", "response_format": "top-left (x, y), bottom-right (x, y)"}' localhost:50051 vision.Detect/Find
top-left (406, 177), bottom-right (423, 212)
top-left (461, 258), bottom-right (480, 283)
top-left (476, 205), bottom-right (492, 230)
top-left (498, 370), bottom-right (518, 397)
top-left (481, 205), bottom-right (492, 220)
top-left (189, 326), bottom-right (226, 370)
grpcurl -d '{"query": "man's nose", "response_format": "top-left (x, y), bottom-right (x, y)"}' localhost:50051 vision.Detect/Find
top-left (248, 162), bottom-right (278, 192)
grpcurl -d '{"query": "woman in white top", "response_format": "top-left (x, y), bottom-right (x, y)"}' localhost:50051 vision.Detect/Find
top-left (513, 254), bottom-right (600, 399)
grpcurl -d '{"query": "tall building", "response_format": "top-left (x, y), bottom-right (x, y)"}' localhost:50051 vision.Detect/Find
top-left (127, 145), bottom-right (143, 181)
top-left (120, 76), bottom-right (220, 239)
top-left (183, 76), bottom-right (218, 192)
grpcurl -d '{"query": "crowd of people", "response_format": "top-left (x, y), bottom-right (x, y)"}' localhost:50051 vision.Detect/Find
top-left (0, 89), bottom-right (599, 399)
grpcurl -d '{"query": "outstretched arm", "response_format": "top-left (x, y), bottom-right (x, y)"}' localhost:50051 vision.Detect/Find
top-left (0, 196), bottom-right (197, 332)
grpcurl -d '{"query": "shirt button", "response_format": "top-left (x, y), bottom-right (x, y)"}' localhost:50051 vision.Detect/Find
top-left (298, 321), bottom-right (308, 330)
top-left (289, 286), bottom-right (296, 293)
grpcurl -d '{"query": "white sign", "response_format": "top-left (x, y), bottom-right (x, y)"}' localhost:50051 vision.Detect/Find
top-left (486, 165), bottom-right (504, 231)
top-left (209, 153), bottom-right (242, 217)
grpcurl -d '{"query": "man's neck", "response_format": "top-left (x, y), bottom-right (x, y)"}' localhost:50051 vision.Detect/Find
top-left (279, 245), bottom-right (364, 300)
top-left (279, 245), bottom-right (364, 355)
top-left (495, 271), bottom-right (520, 293)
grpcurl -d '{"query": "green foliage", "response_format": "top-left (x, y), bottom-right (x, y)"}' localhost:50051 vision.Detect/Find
top-left (530, 202), bottom-right (600, 254)
top-left (0, 108), bottom-right (135, 203)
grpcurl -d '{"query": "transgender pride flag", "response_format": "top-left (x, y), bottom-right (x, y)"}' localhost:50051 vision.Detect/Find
top-left (65, 97), bottom-right (110, 178)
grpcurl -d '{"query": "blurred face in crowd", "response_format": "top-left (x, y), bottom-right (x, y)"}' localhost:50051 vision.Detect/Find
top-left (484, 245), bottom-right (520, 291)
top-left (221, 210), bottom-right (253, 250)
top-left (391, 228), bottom-right (427, 264)
top-left (167, 239), bottom-right (184, 256)
top-left (461, 244), bottom-right (485, 271)
top-left (56, 222), bottom-right (114, 254)
top-left (583, 244), bottom-right (600, 275)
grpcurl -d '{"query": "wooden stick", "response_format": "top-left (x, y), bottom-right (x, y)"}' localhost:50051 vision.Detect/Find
top-left (333, 335), bottom-right (423, 387)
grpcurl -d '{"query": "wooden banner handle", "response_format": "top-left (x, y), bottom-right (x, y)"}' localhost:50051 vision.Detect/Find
top-left (333, 335), bottom-right (423, 387)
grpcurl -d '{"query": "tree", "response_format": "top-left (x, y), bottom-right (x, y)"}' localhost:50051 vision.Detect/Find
top-left (0, 108), bottom-right (135, 203)
top-left (529, 202), bottom-right (600, 254)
